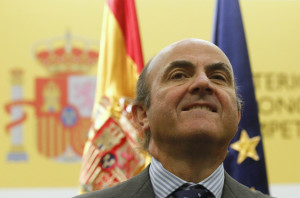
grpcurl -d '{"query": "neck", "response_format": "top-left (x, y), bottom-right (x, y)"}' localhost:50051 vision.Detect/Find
top-left (149, 141), bottom-right (227, 183)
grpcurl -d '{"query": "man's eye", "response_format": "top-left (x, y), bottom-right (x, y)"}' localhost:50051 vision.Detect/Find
top-left (171, 72), bottom-right (188, 80)
top-left (210, 73), bottom-right (228, 83)
top-left (211, 74), bottom-right (226, 81)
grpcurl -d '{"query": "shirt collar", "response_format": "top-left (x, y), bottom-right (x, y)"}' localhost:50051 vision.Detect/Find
top-left (149, 157), bottom-right (224, 198)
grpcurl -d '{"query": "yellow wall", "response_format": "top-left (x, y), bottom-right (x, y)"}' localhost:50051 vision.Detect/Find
top-left (0, 0), bottom-right (299, 187)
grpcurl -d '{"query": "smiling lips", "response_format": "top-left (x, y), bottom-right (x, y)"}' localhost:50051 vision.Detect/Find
top-left (182, 104), bottom-right (217, 112)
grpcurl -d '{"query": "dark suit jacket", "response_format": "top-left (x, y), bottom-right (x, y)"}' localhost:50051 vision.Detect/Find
top-left (74, 165), bottom-right (271, 198)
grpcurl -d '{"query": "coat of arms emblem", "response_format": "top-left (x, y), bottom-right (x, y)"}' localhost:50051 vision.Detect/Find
top-left (5, 32), bottom-right (99, 162)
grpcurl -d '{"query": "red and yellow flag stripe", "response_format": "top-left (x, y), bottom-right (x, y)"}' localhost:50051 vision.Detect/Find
top-left (95, 0), bottom-right (144, 109)
top-left (79, 0), bottom-right (145, 193)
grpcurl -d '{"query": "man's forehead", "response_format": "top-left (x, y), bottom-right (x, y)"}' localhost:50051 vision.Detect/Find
top-left (147, 39), bottom-right (231, 75)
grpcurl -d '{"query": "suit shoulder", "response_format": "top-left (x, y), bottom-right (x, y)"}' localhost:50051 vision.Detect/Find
top-left (73, 180), bottom-right (140, 198)
top-left (72, 166), bottom-right (153, 198)
top-left (223, 172), bottom-right (273, 198)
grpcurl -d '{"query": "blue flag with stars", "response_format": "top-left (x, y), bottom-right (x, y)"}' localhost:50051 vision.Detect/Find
top-left (212, 0), bottom-right (269, 194)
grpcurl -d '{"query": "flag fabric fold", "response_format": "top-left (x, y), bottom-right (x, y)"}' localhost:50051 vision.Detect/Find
top-left (95, 0), bottom-right (143, 109)
top-left (79, 0), bottom-right (145, 193)
top-left (212, 0), bottom-right (269, 194)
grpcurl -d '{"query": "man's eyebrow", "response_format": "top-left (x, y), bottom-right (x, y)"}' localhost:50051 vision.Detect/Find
top-left (205, 62), bottom-right (232, 75)
top-left (162, 60), bottom-right (195, 78)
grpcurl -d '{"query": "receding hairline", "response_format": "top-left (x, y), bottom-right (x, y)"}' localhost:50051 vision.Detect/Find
top-left (146, 38), bottom-right (230, 75)
top-left (139, 38), bottom-right (240, 107)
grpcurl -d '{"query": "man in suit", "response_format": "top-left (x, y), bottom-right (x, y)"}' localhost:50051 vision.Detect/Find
top-left (74, 39), bottom-right (271, 198)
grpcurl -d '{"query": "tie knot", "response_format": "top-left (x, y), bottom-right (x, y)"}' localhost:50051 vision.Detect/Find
top-left (169, 184), bottom-right (215, 198)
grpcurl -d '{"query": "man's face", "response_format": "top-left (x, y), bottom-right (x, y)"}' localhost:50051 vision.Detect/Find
top-left (142, 39), bottom-right (240, 152)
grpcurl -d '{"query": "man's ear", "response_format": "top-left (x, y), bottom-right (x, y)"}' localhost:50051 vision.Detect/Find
top-left (131, 103), bottom-right (150, 131)
top-left (238, 109), bottom-right (241, 123)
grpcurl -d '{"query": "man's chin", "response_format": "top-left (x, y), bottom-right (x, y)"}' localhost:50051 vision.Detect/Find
top-left (170, 130), bottom-right (220, 143)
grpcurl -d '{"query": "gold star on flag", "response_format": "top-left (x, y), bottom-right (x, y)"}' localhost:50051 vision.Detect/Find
top-left (230, 129), bottom-right (261, 164)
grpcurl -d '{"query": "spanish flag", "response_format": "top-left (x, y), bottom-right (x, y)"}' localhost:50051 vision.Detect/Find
top-left (79, 0), bottom-right (145, 193)
top-left (95, 0), bottom-right (144, 110)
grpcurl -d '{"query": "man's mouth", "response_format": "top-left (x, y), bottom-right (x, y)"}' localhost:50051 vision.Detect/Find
top-left (183, 104), bottom-right (217, 112)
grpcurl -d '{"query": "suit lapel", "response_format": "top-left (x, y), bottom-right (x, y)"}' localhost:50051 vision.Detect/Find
top-left (131, 165), bottom-right (155, 198)
top-left (133, 176), bottom-right (155, 198)
top-left (221, 172), bottom-right (239, 198)
top-left (222, 171), bottom-right (262, 198)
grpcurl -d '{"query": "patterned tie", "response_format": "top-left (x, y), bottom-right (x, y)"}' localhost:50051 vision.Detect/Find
top-left (169, 184), bottom-right (215, 198)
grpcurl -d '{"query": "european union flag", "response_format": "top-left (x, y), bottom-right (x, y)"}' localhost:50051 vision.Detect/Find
top-left (212, 0), bottom-right (270, 194)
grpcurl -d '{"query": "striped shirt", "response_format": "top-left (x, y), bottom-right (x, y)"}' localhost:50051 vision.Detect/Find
top-left (149, 157), bottom-right (224, 198)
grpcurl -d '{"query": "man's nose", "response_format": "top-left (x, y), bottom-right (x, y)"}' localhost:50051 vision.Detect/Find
top-left (188, 72), bottom-right (213, 95)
